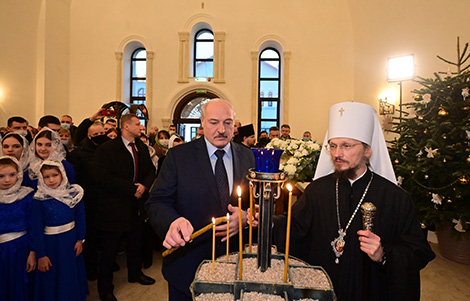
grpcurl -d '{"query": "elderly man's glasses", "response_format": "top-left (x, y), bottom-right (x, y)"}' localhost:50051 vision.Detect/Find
top-left (324, 143), bottom-right (362, 152)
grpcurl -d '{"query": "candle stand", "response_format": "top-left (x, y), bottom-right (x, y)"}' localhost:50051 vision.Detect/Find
top-left (247, 168), bottom-right (286, 272)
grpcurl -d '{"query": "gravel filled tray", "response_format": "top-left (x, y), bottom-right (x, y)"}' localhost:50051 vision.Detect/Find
top-left (191, 260), bottom-right (236, 298)
top-left (191, 254), bottom-right (335, 300)
top-left (289, 266), bottom-right (334, 301)
top-left (195, 292), bottom-right (234, 301)
top-left (240, 289), bottom-right (288, 300)
top-left (244, 244), bottom-right (278, 254)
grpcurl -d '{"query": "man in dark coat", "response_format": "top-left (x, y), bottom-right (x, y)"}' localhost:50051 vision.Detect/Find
top-left (69, 121), bottom-right (108, 280)
top-left (94, 114), bottom-right (156, 301)
top-left (145, 99), bottom-right (255, 300)
top-left (270, 102), bottom-right (435, 300)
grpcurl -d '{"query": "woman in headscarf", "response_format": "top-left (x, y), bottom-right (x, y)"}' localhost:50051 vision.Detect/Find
top-left (0, 132), bottom-right (34, 187)
top-left (28, 127), bottom-right (76, 189)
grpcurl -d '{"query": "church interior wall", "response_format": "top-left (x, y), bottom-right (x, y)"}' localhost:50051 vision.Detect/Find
top-left (0, 0), bottom-right (469, 142)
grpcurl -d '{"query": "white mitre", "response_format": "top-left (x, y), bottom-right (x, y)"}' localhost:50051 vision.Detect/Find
top-left (313, 102), bottom-right (397, 184)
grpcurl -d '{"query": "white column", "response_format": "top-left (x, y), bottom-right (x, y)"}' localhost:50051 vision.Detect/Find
top-left (213, 31), bottom-right (226, 83)
top-left (178, 32), bottom-right (190, 83)
top-left (282, 51), bottom-right (291, 124)
top-left (251, 51), bottom-right (259, 131)
top-left (115, 51), bottom-right (123, 101)
top-left (146, 50), bottom-right (154, 122)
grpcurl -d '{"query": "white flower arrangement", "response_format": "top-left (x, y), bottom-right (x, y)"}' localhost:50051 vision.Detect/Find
top-left (266, 138), bottom-right (322, 182)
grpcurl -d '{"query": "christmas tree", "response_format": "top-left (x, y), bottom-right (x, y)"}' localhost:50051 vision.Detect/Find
top-left (388, 37), bottom-right (470, 234)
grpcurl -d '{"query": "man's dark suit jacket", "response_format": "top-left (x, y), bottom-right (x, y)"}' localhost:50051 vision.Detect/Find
top-left (94, 136), bottom-right (156, 232)
top-left (145, 137), bottom-right (255, 295)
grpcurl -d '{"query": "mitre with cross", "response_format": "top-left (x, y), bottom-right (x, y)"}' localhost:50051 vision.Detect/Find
top-left (313, 101), bottom-right (397, 184)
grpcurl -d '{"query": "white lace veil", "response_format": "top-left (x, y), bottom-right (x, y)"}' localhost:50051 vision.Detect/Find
top-left (0, 132), bottom-right (30, 172)
top-left (33, 160), bottom-right (83, 208)
top-left (28, 127), bottom-right (66, 180)
top-left (0, 156), bottom-right (34, 204)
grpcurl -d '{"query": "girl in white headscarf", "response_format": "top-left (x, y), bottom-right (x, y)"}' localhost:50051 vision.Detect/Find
top-left (31, 160), bottom-right (88, 300)
top-left (0, 156), bottom-right (36, 300)
top-left (0, 132), bottom-right (34, 187)
top-left (28, 127), bottom-right (76, 189)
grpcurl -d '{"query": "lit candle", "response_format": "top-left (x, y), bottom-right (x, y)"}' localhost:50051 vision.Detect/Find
top-left (226, 213), bottom-right (230, 261)
top-left (249, 181), bottom-right (253, 253)
top-left (237, 186), bottom-right (243, 280)
top-left (284, 183), bottom-right (293, 283)
top-left (212, 217), bottom-right (216, 275)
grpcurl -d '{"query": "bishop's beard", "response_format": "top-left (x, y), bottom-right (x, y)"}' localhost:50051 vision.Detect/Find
top-left (333, 156), bottom-right (369, 180)
top-left (334, 167), bottom-right (358, 180)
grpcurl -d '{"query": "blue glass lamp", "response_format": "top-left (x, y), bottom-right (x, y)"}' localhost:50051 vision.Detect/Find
top-left (251, 148), bottom-right (284, 173)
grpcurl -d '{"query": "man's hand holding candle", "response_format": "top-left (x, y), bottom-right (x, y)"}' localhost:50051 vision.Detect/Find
top-left (216, 204), bottom-right (247, 242)
top-left (163, 217), bottom-right (194, 249)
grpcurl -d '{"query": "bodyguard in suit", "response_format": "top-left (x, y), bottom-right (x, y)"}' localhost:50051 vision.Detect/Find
top-left (146, 99), bottom-right (255, 300)
top-left (94, 114), bottom-right (156, 301)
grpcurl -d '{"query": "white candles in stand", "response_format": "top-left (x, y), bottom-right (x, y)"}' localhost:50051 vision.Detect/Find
top-left (237, 186), bottom-right (243, 280)
top-left (284, 184), bottom-right (293, 283)
top-left (212, 217), bottom-right (216, 275)
top-left (226, 213), bottom-right (230, 261)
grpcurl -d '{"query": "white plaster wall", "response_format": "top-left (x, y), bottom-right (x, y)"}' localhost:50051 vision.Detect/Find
top-left (0, 0), bottom-right (42, 125)
top-left (1, 0), bottom-right (469, 141)
top-left (68, 0), bottom-right (354, 141)
top-left (347, 0), bottom-right (470, 139)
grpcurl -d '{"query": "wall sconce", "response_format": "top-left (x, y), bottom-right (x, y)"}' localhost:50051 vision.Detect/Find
top-left (379, 98), bottom-right (395, 115)
top-left (387, 54), bottom-right (415, 125)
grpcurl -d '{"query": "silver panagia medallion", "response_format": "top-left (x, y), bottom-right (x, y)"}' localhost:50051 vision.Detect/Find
top-left (331, 229), bottom-right (346, 264)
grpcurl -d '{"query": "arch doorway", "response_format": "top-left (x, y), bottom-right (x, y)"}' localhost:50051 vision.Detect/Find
top-left (173, 90), bottom-right (220, 141)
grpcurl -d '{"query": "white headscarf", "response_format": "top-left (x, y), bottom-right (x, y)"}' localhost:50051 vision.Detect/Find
top-left (313, 102), bottom-right (397, 184)
top-left (0, 132), bottom-right (30, 172)
top-left (28, 127), bottom-right (66, 180)
top-left (0, 156), bottom-right (34, 204)
top-left (33, 160), bottom-right (83, 208)
top-left (168, 134), bottom-right (182, 149)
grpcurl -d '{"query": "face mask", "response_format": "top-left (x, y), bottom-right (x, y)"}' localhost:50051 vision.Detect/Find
top-left (169, 130), bottom-right (176, 136)
top-left (61, 123), bottom-right (71, 130)
top-left (14, 130), bottom-right (28, 137)
top-left (159, 139), bottom-right (169, 147)
top-left (90, 134), bottom-right (109, 145)
top-left (61, 140), bottom-right (69, 146)
top-left (302, 137), bottom-right (310, 141)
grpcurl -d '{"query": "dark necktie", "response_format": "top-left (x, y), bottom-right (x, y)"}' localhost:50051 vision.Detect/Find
top-left (215, 149), bottom-right (230, 211)
top-left (129, 142), bottom-right (139, 183)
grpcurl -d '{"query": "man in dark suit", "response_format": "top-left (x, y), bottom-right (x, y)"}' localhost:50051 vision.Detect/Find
top-left (94, 113), bottom-right (156, 301)
top-left (146, 99), bottom-right (255, 300)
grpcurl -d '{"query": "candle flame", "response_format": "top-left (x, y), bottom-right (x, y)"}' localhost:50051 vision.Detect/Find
top-left (212, 217), bottom-right (216, 224)
top-left (237, 186), bottom-right (242, 197)
top-left (226, 213), bottom-right (230, 220)
top-left (286, 183), bottom-right (293, 192)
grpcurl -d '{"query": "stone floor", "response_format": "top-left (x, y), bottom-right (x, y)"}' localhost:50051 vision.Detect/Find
top-left (86, 242), bottom-right (470, 300)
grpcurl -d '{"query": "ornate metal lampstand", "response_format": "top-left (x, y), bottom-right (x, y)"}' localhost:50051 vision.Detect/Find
top-left (249, 148), bottom-right (286, 272)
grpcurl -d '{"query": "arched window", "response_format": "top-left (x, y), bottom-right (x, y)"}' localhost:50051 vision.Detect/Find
top-left (173, 91), bottom-right (220, 141)
top-left (258, 48), bottom-right (281, 135)
top-left (130, 48), bottom-right (146, 105)
top-left (193, 29), bottom-right (214, 77)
